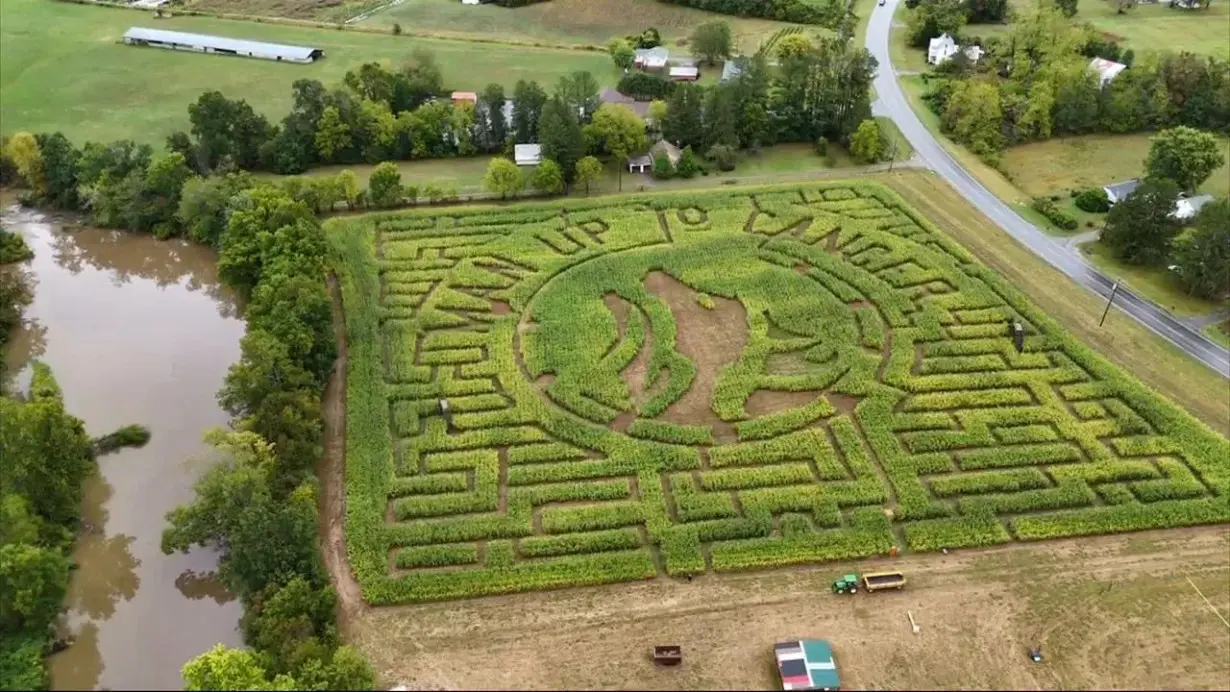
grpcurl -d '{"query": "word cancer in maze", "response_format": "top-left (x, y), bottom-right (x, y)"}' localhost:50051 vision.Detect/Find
top-left (331, 182), bottom-right (1230, 604)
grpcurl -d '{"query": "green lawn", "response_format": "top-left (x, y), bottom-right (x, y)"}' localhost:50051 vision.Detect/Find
top-left (999, 134), bottom-right (1230, 199)
top-left (1205, 320), bottom-right (1230, 348)
top-left (352, 0), bottom-right (802, 53)
top-left (1001, 0), bottom-right (1230, 60)
top-left (0, 0), bottom-right (617, 146)
top-left (1079, 241), bottom-right (1229, 318)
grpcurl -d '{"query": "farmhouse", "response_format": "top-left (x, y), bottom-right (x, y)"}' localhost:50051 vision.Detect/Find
top-left (598, 88), bottom-right (651, 119)
top-left (514, 144), bottom-right (542, 166)
top-left (627, 140), bottom-right (681, 173)
top-left (1173, 194), bottom-right (1214, 220)
top-left (634, 47), bottom-right (670, 71)
top-left (927, 33), bottom-right (958, 65)
top-left (121, 27), bottom-right (323, 63)
top-left (1089, 57), bottom-right (1128, 87)
top-left (1103, 178), bottom-right (1140, 204)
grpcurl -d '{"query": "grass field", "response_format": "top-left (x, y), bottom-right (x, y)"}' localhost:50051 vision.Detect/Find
top-left (0, 0), bottom-right (616, 146)
top-left (1079, 242), bottom-right (1230, 318)
top-left (1003, 0), bottom-right (1230, 60)
top-left (325, 175), bottom-right (1229, 607)
top-left (1206, 320), bottom-right (1230, 348)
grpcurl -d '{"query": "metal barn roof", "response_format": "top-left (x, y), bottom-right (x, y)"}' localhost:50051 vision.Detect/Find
top-left (123, 27), bottom-right (321, 61)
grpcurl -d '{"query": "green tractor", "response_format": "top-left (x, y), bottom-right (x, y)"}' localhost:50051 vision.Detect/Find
top-left (832, 574), bottom-right (859, 594)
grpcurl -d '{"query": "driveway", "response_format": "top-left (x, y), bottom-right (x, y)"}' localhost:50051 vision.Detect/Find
top-left (864, 0), bottom-right (1230, 377)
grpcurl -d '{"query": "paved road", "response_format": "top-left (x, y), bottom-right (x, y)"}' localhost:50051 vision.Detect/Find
top-left (865, 0), bottom-right (1230, 377)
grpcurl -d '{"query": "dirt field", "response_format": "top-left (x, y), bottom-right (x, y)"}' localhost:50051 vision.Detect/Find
top-left (343, 527), bottom-right (1230, 690)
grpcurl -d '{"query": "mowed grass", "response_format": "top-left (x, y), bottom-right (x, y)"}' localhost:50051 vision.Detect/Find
top-left (999, 134), bottom-right (1230, 199)
top-left (353, 0), bottom-right (804, 53)
top-left (1002, 0), bottom-right (1230, 60)
top-left (885, 169), bottom-right (1230, 435)
top-left (1079, 242), bottom-right (1230, 319)
top-left (0, 0), bottom-right (616, 146)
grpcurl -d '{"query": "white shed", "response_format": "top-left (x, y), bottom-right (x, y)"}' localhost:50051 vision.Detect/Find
top-left (514, 144), bottom-right (542, 166)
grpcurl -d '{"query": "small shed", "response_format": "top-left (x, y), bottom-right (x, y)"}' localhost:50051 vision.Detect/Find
top-left (514, 144), bottom-right (542, 166)
top-left (721, 59), bottom-right (745, 82)
top-left (774, 640), bottom-right (840, 691)
top-left (628, 140), bottom-right (681, 173)
top-left (451, 91), bottom-right (478, 105)
top-left (634, 47), bottom-right (670, 71)
top-left (669, 66), bottom-right (700, 81)
top-left (1103, 178), bottom-right (1140, 205)
top-left (1089, 57), bottom-right (1127, 87)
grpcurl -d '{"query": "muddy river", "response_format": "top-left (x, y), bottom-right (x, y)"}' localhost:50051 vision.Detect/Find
top-left (3, 203), bottom-right (247, 690)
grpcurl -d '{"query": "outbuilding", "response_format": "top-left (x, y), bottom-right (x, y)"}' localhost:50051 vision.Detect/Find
top-left (122, 27), bottom-right (323, 63)
top-left (774, 640), bottom-right (840, 691)
top-left (1103, 178), bottom-right (1141, 205)
top-left (669, 66), bottom-right (700, 81)
top-left (514, 144), bottom-right (542, 166)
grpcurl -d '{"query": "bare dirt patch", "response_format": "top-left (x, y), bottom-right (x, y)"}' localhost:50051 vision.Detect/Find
top-left (745, 389), bottom-right (818, 417)
top-left (646, 272), bottom-right (747, 430)
top-left (319, 273), bottom-right (366, 630)
top-left (348, 527), bottom-right (1230, 691)
top-left (829, 393), bottom-right (861, 414)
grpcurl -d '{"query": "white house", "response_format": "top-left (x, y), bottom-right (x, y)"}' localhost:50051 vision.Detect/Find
top-left (514, 144), bottom-right (542, 166)
top-left (1103, 179), bottom-right (1140, 205)
top-left (633, 47), bottom-right (669, 71)
top-left (1089, 57), bottom-right (1127, 87)
top-left (461, 0), bottom-right (480, 5)
top-left (927, 34), bottom-right (959, 65)
top-left (1173, 194), bottom-right (1214, 220)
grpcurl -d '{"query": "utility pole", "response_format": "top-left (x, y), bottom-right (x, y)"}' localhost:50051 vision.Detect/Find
top-left (887, 137), bottom-right (899, 173)
top-left (1098, 281), bottom-right (1121, 327)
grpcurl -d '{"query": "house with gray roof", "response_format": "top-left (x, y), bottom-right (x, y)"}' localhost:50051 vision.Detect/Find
top-left (599, 88), bottom-right (651, 119)
top-left (1103, 179), bottom-right (1141, 205)
top-left (1173, 194), bottom-right (1214, 220)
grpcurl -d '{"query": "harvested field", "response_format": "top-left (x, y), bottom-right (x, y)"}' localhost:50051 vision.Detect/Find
top-left (325, 179), bottom-right (1229, 612)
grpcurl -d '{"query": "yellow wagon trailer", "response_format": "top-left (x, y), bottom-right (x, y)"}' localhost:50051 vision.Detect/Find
top-left (861, 571), bottom-right (906, 592)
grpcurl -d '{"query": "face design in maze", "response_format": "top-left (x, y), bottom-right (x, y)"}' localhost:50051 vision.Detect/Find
top-left (519, 234), bottom-right (876, 442)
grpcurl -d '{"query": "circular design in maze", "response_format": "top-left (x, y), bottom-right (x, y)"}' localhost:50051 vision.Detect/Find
top-left (518, 237), bottom-right (870, 445)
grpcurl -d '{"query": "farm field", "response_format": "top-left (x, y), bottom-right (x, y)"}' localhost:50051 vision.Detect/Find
top-left (1003, 0), bottom-right (1230, 60)
top-left (345, 527), bottom-right (1230, 689)
top-left (0, 0), bottom-right (615, 146)
top-left (326, 177), bottom-right (1229, 609)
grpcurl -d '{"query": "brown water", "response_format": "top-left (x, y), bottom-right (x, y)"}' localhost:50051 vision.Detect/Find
top-left (2, 203), bottom-right (248, 690)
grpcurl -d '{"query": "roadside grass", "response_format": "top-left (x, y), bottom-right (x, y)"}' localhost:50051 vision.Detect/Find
top-left (1078, 241), bottom-right (1230, 319)
top-left (876, 116), bottom-right (915, 161)
top-left (0, 0), bottom-right (616, 146)
top-left (884, 169), bottom-right (1230, 435)
top-left (348, 0), bottom-right (805, 53)
top-left (1205, 320), bottom-right (1230, 349)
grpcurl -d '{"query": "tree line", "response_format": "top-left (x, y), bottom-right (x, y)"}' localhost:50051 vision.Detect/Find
top-left (909, 3), bottom-right (1229, 161)
top-left (161, 183), bottom-right (376, 689)
top-left (656, 0), bottom-right (847, 27)
top-left (1, 232), bottom-right (152, 689)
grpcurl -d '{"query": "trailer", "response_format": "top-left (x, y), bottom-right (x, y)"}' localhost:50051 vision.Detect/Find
top-left (861, 571), bottom-right (906, 592)
top-left (774, 640), bottom-right (839, 690)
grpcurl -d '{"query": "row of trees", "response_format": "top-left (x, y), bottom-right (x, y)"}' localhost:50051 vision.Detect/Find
top-left (162, 184), bottom-right (375, 689)
top-left (1, 231), bottom-right (152, 689)
top-left (655, 0), bottom-right (846, 26)
top-left (913, 4), bottom-right (1229, 159)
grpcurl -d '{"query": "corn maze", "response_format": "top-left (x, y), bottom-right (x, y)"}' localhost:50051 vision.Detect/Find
top-left (328, 181), bottom-right (1230, 605)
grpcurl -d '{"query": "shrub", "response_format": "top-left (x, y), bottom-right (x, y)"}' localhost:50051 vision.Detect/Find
top-left (706, 144), bottom-right (736, 171)
top-left (1030, 197), bottom-right (1079, 230)
top-left (676, 146), bottom-right (699, 178)
top-left (1074, 187), bottom-right (1111, 213)
top-left (652, 151), bottom-right (674, 179)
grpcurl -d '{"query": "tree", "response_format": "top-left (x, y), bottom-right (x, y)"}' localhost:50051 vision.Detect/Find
top-left (33, 132), bottom-right (79, 210)
top-left (691, 21), bottom-right (733, 66)
top-left (554, 71), bottom-right (601, 122)
top-left (2, 132), bottom-right (44, 194)
top-left (1051, 62), bottom-right (1101, 135)
top-left (187, 91), bottom-right (272, 171)
top-left (1054, 0), bottom-right (1078, 17)
top-left (217, 187), bottom-right (318, 296)
top-left (652, 151), bottom-right (674, 179)
top-left (177, 172), bottom-right (254, 247)
top-left (703, 85), bottom-right (740, 151)
top-left (574, 156), bottom-right (603, 195)
top-left (366, 161), bottom-right (404, 208)
top-left (662, 84), bottom-right (705, 150)
top-left (538, 97), bottom-right (586, 185)
top-left (676, 146), bottom-right (699, 178)
top-left (313, 107), bottom-right (351, 164)
top-left (0, 542), bottom-right (70, 633)
top-left (532, 159), bottom-right (565, 195)
top-left (1017, 79), bottom-right (1055, 141)
top-left (141, 152), bottom-right (194, 237)
top-left (1145, 126), bottom-right (1227, 192)
top-left (483, 158), bottom-right (525, 199)
top-left (775, 33), bottom-right (813, 61)
top-left (906, 0), bottom-right (968, 48)
top-left (1171, 197), bottom-right (1230, 299)
top-left (1100, 180), bottom-right (1182, 265)
top-left (850, 119), bottom-right (884, 163)
top-left (648, 99), bottom-right (669, 128)
top-left (608, 39), bottom-right (636, 71)
top-left (246, 273), bottom-right (335, 384)
top-left (478, 83), bottom-right (508, 152)
top-left (511, 80), bottom-right (548, 144)
top-left (583, 103), bottom-right (647, 191)
top-left (218, 330), bottom-right (316, 420)
top-left (337, 170), bottom-right (363, 211)
top-left (183, 644), bottom-right (298, 691)
top-left (965, 0), bottom-right (1009, 22)
top-left (707, 144), bottom-right (736, 171)
top-left (941, 79), bottom-right (1004, 157)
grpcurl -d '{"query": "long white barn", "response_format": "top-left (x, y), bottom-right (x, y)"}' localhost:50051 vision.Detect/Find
top-left (122, 27), bottom-right (324, 64)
